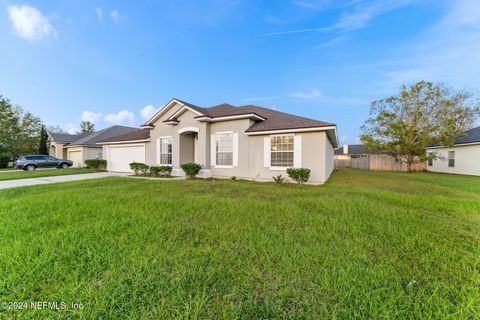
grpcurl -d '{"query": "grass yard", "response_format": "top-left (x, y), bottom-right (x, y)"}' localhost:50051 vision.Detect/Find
top-left (0, 169), bottom-right (479, 319)
top-left (0, 168), bottom-right (97, 181)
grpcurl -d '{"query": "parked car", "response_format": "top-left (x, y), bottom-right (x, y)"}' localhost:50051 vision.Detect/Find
top-left (14, 155), bottom-right (73, 171)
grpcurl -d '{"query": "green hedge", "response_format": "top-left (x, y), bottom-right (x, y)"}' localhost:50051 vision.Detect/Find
top-left (84, 159), bottom-right (107, 170)
top-left (129, 162), bottom-right (150, 175)
top-left (0, 153), bottom-right (10, 169)
top-left (150, 165), bottom-right (173, 176)
top-left (180, 163), bottom-right (202, 179)
top-left (286, 168), bottom-right (311, 185)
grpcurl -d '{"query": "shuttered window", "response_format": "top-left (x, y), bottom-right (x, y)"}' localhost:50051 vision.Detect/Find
top-left (271, 136), bottom-right (294, 167)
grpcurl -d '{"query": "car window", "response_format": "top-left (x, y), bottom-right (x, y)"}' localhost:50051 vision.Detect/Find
top-left (32, 156), bottom-right (46, 160)
top-left (25, 156), bottom-right (34, 160)
top-left (47, 156), bottom-right (57, 161)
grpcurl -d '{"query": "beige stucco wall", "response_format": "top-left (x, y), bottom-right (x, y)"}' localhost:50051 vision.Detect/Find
top-left (48, 141), bottom-right (67, 159)
top-left (427, 144), bottom-right (480, 176)
top-left (324, 137), bottom-right (334, 180)
top-left (145, 103), bottom-right (210, 168)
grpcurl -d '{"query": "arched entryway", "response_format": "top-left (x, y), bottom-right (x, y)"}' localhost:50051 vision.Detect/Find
top-left (178, 127), bottom-right (199, 165)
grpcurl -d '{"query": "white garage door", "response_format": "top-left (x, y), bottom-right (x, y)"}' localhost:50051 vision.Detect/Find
top-left (107, 144), bottom-right (145, 172)
top-left (68, 151), bottom-right (83, 168)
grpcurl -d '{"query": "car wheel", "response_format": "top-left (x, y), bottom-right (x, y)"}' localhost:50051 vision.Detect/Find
top-left (61, 163), bottom-right (69, 169)
top-left (26, 165), bottom-right (36, 171)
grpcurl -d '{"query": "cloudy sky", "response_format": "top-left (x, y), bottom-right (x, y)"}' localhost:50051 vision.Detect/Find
top-left (1, 0), bottom-right (479, 141)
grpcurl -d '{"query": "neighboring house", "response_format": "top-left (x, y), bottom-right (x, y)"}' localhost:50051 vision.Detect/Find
top-left (334, 144), bottom-right (377, 160)
top-left (427, 126), bottom-right (480, 176)
top-left (48, 126), bottom-right (138, 167)
top-left (98, 98), bottom-right (338, 184)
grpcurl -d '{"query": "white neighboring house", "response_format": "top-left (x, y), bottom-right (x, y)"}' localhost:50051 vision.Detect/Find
top-left (426, 126), bottom-right (480, 176)
top-left (97, 98), bottom-right (338, 184)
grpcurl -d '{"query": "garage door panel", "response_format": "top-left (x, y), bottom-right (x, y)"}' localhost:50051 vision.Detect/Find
top-left (108, 145), bottom-right (145, 172)
top-left (68, 151), bottom-right (83, 168)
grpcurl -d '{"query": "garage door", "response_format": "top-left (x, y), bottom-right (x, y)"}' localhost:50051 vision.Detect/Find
top-left (68, 150), bottom-right (83, 168)
top-left (107, 144), bottom-right (145, 172)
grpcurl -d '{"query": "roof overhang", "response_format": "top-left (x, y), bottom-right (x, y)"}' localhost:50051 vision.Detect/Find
top-left (195, 113), bottom-right (266, 122)
top-left (426, 141), bottom-right (480, 149)
top-left (246, 125), bottom-right (339, 148)
top-left (97, 138), bottom-right (151, 145)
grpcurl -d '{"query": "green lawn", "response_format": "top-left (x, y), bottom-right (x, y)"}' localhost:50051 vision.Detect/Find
top-left (0, 169), bottom-right (479, 319)
top-left (0, 168), bottom-right (97, 181)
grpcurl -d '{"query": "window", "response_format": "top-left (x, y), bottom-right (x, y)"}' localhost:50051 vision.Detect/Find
top-left (47, 156), bottom-right (57, 161)
top-left (448, 151), bottom-right (455, 167)
top-left (216, 133), bottom-right (233, 166)
top-left (271, 135), bottom-right (294, 167)
top-left (427, 153), bottom-right (433, 166)
top-left (160, 137), bottom-right (173, 165)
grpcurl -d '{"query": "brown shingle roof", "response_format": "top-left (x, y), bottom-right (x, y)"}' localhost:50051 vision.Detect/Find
top-left (97, 129), bottom-right (150, 143)
top-left (196, 104), bottom-right (334, 132)
top-left (114, 99), bottom-right (336, 143)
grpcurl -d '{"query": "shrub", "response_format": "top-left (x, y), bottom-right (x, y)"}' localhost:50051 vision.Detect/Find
top-left (272, 175), bottom-right (285, 184)
top-left (84, 159), bottom-right (107, 170)
top-left (129, 162), bottom-right (149, 175)
top-left (286, 168), bottom-right (311, 185)
top-left (150, 165), bottom-right (173, 177)
top-left (180, 163), bottom-right (202, 179)
top-left (0, 152), bottom-right (10, 169)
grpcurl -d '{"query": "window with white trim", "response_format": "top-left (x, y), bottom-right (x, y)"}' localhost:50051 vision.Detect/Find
top-left (448, 151), bottom-right (455, 167)
top-left (216, 133), bottom-right (233, 166)
top-left (271, 135), bottom-right (294, 167)
top-left (160, 137), bottom-right (173, 165)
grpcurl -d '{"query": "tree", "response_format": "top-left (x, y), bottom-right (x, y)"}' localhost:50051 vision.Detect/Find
top-left (0, 95), bottom-right (43, 159)
top-left (80, 120), bottom-right (95, 133)
top-left (361, 81), bottom-right (480, 172)
top-left (38, 126), bottom-right (49, 155)
top-left (46, 125), bottom-right (67, 134)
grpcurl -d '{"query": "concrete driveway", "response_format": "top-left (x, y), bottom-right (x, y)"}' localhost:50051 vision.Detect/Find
top-left (0, 172), bottom-right (129, 190)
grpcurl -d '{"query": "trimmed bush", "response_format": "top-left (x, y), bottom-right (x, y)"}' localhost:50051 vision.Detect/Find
top-left (129, 162), bottom-right (149, 175)
top-left (0, 153), bottom-right (10, 169)
top-left (286, 168), bottom-right (311, 185)
top-left (84, 159), bottom-right (107, 170)
top-left (180, 163), bottom-right (202, 179)
top-left (150, 165), bottom-right (173, 177)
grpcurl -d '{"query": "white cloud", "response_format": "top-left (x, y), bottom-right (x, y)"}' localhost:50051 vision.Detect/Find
top-left (263, 0), bottom-right (419, 36)
top-left (8, 5), bottom-right (57, 41)
top-left (65, 123), bottom-right (78, 135)
top-left (110, 9), bottom-right (119, 23)
top-left (290, 89), bottom-right (323, 99)
top-left (95, 8), bottom-right (103, 20)
top-left (81, 111), bottom-right (103, 124)
top-left (105, 110), bottom-right (136, 125)
top-left (140, 105), bottom-right (159, 120)
top-left (379, 0), bottom-right (480, 91)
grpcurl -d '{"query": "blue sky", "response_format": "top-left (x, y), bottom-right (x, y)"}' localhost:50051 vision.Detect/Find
top-left (1, 0), bottom-right (479, 143)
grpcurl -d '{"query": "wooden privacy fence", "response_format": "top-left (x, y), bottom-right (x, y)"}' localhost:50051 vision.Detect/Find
top-left (335, 155), bottom-right (426, 172)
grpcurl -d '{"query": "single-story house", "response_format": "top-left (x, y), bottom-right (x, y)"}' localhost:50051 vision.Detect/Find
top-left (98, 98), bottom-right (338, 184)
top-left (334, 144), bottom-right (377, 160)
top-left (427, 126), bottom-right (480, 176)
top-left (48, 125), bottom-right (138, 167)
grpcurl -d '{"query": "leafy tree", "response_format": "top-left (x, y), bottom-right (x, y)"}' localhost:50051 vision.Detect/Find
top-left (80, 120), bottom-right (95, 133)
top-left (47, 125), bottom-right (67, 134)
top-left (361, 81), bottom-right (480, 172)
top-left (0, 95), bottom-right (43, 159)
top-left (38, 126), bottom-right (49, 155)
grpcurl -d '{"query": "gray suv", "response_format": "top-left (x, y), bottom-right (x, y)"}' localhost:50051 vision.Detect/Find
top-left (15, 155), bottom-right (73, 171)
